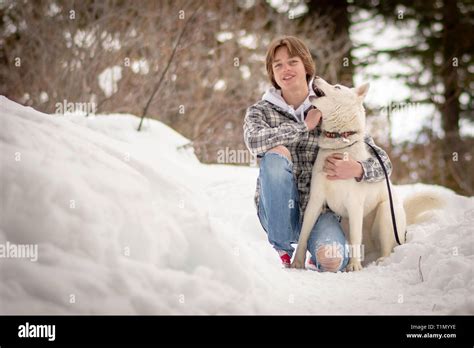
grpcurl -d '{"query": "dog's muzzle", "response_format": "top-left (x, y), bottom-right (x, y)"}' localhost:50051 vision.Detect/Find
top-left (314, 87), bottom-right (325, 98)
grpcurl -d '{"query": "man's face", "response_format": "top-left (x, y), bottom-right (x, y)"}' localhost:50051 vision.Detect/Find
top-left (272, 46), bottom-right (307, 91)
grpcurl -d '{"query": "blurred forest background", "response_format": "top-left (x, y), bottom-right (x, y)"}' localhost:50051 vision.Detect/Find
top-left (1, 0), bottom-right (473, 195)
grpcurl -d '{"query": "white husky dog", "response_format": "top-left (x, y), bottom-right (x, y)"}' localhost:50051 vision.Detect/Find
top-left (291, 76), bottom-right (443, 271)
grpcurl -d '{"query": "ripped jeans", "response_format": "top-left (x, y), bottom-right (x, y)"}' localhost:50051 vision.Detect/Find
top-left (257, 152), bottom-right (349, 272)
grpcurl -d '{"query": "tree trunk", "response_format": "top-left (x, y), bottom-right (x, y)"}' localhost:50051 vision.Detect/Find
top-left (440, 0), bottom-right (467, 193)
top-left (441, 0), bottom-right (461, 142)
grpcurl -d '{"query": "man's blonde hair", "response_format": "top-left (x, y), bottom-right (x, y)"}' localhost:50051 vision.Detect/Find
top-left (265, 36), bottom-right (316, 89)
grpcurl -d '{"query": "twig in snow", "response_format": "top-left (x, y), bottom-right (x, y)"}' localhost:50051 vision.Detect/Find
top-left (418, 255), bottom-right (424, 282)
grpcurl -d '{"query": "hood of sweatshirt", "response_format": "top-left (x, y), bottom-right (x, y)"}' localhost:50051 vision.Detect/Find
top-left (262, 78), bottom-right (315, 122)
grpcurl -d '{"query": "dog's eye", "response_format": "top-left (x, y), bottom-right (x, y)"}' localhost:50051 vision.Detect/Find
top-left (335, 86), bottom-right (341, 90)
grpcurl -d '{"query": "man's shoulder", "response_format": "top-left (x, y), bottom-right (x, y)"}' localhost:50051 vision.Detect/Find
top-left (248, 100), bottom-right (273, 111)
top-left (248, 100), bottom-right (288, 116)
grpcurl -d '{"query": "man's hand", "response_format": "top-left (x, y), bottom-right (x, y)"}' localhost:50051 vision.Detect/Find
top-left (323, 153), bottom-right (364, 180)
top-left (304, 108), bottom-right (322, 131)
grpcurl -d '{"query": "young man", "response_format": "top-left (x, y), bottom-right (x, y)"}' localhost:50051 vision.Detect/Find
top-left (243, 36), bottom-right (392, 272)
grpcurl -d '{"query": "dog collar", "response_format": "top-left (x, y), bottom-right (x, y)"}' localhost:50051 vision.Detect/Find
top-left (323, 130), bottom-right (357, 139)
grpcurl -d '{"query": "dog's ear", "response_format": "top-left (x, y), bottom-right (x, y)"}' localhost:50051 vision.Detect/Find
top-left (355, 83), bottom-right (370, 100)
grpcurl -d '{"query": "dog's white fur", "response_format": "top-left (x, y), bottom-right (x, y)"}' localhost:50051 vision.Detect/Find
top-left (291, 77), bottom-right (443, 271)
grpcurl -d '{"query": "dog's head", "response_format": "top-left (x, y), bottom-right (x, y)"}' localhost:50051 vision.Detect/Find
top-left (309, 76), bottom-right (369, 142)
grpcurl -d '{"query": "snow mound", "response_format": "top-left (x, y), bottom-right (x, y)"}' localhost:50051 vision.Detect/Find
top-left (0, 96), bottom-right (253, 314)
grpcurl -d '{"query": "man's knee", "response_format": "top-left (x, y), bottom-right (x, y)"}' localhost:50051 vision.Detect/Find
top-left (260, 146), bottom-right (294, 184)
top-left (267, 145), bottom-right (292, 162)
top-left (316, 244), bottom-right (343, 272)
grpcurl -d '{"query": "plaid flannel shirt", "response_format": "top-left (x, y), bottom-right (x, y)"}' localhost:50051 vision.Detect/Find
top-left (243, 99), bottom-right (392, 219)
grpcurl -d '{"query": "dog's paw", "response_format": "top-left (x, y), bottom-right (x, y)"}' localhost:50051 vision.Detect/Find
top-left (290, 259), bottom-right (306, 269)
top-left (345, 259), bottom-right (363, 272)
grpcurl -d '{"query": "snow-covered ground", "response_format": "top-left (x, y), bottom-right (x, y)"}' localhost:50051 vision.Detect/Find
top-left (1, 96), bottom-right (473, 314)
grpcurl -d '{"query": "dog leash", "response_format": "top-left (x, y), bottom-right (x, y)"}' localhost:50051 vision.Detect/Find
top-left (364, 141), bottom-right (404, 245)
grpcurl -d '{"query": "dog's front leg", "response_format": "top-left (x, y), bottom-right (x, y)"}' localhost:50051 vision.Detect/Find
top-left (346, 205), bottom-right (364, 272)
top-left (291, 199), bottom-right (324, 269)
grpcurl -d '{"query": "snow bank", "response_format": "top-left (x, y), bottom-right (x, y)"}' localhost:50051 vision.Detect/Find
top-left (0, 96), bottom-right (253, 314)
top-left (1, 96), bottom-right (472, 314)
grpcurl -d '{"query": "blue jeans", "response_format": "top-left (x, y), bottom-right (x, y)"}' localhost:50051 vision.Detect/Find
top-left (257, 152), bottom-right (349, 272)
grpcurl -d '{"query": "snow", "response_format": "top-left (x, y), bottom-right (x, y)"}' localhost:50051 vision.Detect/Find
top-left (1, 96), bottom-right (473, 314)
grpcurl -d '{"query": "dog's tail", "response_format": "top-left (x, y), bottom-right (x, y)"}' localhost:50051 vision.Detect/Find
top-left (403, 191), bottom-right (445, 225)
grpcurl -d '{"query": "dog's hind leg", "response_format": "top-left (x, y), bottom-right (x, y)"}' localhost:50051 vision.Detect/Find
top-left (373, 200), bottom-right (405, 264)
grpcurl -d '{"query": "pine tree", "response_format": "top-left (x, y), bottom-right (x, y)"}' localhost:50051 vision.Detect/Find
top-left (352, 0), bottom-right (473, 194)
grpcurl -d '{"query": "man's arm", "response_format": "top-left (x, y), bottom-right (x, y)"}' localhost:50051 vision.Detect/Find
top-left (243, 105), bottom-right (308, 156)
top-left (356, 135), bottom-right (393, 183)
